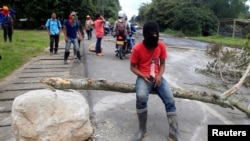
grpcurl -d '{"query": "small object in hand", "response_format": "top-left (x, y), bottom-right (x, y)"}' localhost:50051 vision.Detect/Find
top-left (149, 75), bottom-right (155, 82)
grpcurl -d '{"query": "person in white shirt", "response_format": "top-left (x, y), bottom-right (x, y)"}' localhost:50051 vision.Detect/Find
top-left (104, 19), bottom-right (111, 35)
top-left (85, 15), bottom-right (93, 40)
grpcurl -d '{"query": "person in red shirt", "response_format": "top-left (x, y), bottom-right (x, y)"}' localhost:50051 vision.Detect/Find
top-left (130, 21), bottom-right (180, 141)
top-left (93, 14), bottom-right (105, 56)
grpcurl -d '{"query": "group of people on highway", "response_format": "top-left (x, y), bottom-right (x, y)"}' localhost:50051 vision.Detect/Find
top-left (45, 9), bottom-right (180, 141)
top-left (0, 3), bottom-right (180, 139)
top-left (45, 11), bottom-right (86, 63)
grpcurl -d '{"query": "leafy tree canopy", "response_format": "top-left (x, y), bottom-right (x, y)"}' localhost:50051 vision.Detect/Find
top-left (137, 0), bottom-right (250, 36)
top-left (0, 0), bottom-right (121, 29)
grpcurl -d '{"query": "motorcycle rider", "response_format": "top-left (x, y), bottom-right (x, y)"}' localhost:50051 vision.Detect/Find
top-left (104, 19), bottom-right (111, 35)
top-left (113, 10), bottom-right (131, 53)
top-left (124, 16), bottom-right (135, 50)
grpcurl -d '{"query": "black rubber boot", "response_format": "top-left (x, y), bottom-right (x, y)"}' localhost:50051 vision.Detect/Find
top-left (167, 112), bottom-right (180, 141)
top-left (54, 48), bottom-right (58, 54)
top-left (76, 51), bottom-right (81, 60)
top-left (132, 110), bottom-right (147, 141)
top-left (64, 51), bottom-right (70, 64)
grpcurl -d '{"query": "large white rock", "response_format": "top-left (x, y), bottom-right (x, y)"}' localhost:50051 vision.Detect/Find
top-left (11, 89), bottom-right (93, 141)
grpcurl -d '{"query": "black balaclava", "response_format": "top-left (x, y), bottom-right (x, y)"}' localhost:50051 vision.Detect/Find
top-left (143, 21), bottom-right (159, 49)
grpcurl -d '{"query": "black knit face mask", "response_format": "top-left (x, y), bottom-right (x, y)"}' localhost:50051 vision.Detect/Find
top-left (143, 31), bottom-right (159, 49)
top-left (143, 21), bottom-right (159, 49)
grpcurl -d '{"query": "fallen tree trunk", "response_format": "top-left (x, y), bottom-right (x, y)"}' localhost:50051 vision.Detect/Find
top-left (221, 62), bottom-right (250, 99)
top-left (40, 77), bottom-right (250, 117)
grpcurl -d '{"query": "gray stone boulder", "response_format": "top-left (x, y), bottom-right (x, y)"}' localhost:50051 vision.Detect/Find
top-left (11, 89), bottom-right (93, 141)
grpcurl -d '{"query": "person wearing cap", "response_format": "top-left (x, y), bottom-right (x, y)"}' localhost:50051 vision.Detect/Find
top-left (85, 15), bottom-right (93, 40)
top-left (130, 20), bottom-right (180, 141)
top-left (63, 11), bottom-right (83, 64)
top-left (0, 6), bottom-right (14, 42)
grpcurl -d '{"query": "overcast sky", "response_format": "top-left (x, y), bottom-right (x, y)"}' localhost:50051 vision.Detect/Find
top-left (119, 0), bottom-right (152, 19)
top-left (247, 0), bottom-right (250, 8)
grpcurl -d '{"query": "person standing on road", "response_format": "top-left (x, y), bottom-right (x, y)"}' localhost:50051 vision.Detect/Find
top-left (0, 6), bottom-right (15, 42)
top-left (93, 14), bottom-right (105, 56)
top-left (130, 20), bottom-right (180, 141)
top-left (45, 12), bottom-right (62, 55)
top-left (85, 15), bottom-right (93, 40)
top-left (77, 17), bottom-right (84, 47)
top-left (63, 11), bottom-right (83, 64)
top-left (73, 16), bottom-right (84, 60)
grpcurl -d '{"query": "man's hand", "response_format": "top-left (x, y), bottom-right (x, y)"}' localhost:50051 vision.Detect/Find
top-left (78, 35), bottom-right (83, 41)
top-left (143, 75), bottom-right (161, 87)
top-left (154, 75), bottom-right (162, 87)
top-left (64, 36), bottom-right (68, 42)
top-left (142, 75), bottom-right (152, 83)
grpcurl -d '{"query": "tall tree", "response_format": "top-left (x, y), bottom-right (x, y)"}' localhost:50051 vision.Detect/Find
top-left (1, 0), bottom-right (121, 29)
top-left (177, 0), bottom-right (249, 19)
top-left (137, 0), bottom-right (249, 35)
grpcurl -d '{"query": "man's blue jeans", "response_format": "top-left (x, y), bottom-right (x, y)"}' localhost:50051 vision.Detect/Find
top-left (135, 77), bottom-right (176, 113)
top-left (65, 37), bottom-right (79, 52)
top-left (126, 34), bottom-right (134, 49)
top-left (95, 37), bottom-right (102, 54)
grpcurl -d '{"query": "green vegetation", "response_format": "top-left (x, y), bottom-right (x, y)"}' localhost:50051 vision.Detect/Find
top-left (137, 0), bottom-right (249, 36)
top-left (1, 0), bottom-right (121, 29)
top-left (189, 35), bottom-right (248, 48)
top-left (0, 0), bottom-right (248, 86)
top-left (163, 29), bottom-right (249, 49)
top-left (0, 29), bottom-right (249, 83)
top-left (0, 30), bottom-right (49, 81)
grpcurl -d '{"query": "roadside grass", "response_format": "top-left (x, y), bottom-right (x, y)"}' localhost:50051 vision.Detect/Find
top-left (189, 35), bottom-right (248, 49)
top-left (163, 29), bottom-right (249, 49)
top-left (0, 30), bottom-right (49, 81)
top-left (0, 29), bottom-right (249, 82)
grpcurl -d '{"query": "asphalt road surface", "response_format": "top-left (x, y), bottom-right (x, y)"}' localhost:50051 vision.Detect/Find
top-left (79, 31), bottom-right (250, 141)
top-left (0, 30), bottom-right (249, 141)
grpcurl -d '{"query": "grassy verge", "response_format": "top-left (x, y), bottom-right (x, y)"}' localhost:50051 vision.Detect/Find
top-left (0, 30), bottom-right (49, 81)
top-left (188, 35), bottom-right (248, 48)
top-left (163, 29), bottom-right (249, 49)
top-left (0, 29), bottom-right (249, 82)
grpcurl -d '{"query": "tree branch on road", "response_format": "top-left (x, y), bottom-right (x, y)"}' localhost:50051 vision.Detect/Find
top-left (40, 77), bottom-right (250, 117)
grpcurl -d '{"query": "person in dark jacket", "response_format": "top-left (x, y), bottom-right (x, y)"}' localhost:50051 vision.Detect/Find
top-left (1, 6), bottom-right (15, 42)
top-left (63, 11), bottom-right (83, 64)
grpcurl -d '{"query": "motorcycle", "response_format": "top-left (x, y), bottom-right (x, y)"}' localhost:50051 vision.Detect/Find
top-left (104, 26), bottom-right (113, 36)
top-left (115, 34), bottom-right (131, 60)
